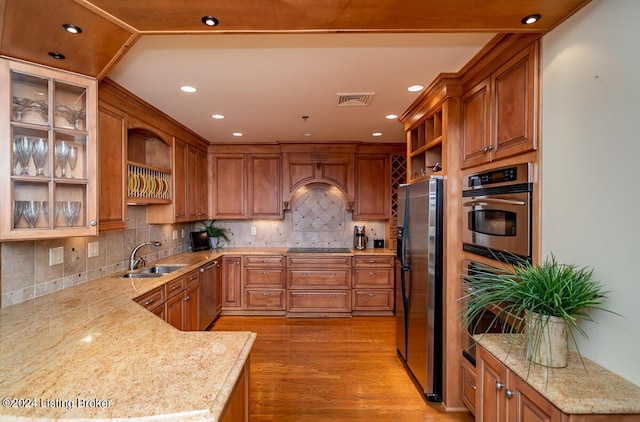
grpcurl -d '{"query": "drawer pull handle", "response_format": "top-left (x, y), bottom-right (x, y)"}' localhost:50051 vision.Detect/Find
top-left (262, 271), bottom-right (269, 275)
top-left (302, 294), bottom-right (307, 298)
top-left (505, 389), bottom-right (513, 398)
top-left (144, 299), bottom-right (154, 305)
top-left (262, 293), bottom-right (269, 296)
top-left (331, 294), bottom-right (336, 298)
top-left (369, 271), bottom-right (376, 275)
top-left (467, 381), bottom-right (477, 391)
top-left (330, 273), bottom-right (336, 276)
top-left (301, 272), bottom-right (307, 276)
top-left (172, 285), bottom-right (179, 290)
top-left (368, 260), bottom-right (375, 263)
top-left (368, 293), bottom-right (375, 297)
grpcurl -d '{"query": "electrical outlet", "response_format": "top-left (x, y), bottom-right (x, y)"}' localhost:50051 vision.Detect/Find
top-left (181, 229), bottom-right (185, 238)
top-left (49, 247), bottom-right (64, 266)
top-left (251, 226), bottom-right (257, 236)
top-left (172, 230), bottom-right (178, 240)
top-left (88, 242), bottom-right (99, 258)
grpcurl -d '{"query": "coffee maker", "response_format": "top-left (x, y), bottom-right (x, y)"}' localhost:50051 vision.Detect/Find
top-left (353, 225), bottom-right (368, 250)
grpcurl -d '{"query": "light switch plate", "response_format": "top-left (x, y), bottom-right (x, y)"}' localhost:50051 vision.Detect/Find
top-left (88, 242), bottom-right (99, 258)
top-left (49, 247), bottom-right (64, 266)
top-left (172, 230), bottom-right (178, 240)
top-left (251, 226), bottom-right (257, 236)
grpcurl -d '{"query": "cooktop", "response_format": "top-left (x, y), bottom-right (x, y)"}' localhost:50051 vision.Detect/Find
top-left (286, 247), bottom-right (351, 253)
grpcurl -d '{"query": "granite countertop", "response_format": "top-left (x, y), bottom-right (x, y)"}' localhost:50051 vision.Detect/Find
top-left (0, 246), bottom-right (395, 420)
top-left (477, 334), bottom-right (640, 415)
top-left (0, 249), bottom-right (254, 421)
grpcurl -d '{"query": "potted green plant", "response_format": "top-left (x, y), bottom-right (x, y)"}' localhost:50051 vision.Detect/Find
top-left (204, 220), bottom-right (230, 249)
top-left (461, 254), bottom-right (616, 368)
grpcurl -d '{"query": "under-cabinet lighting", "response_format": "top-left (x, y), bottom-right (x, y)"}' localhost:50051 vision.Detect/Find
top-left (212, 114), bottom-right (225, 119)
top-left (232, 132), bottom-right (243, 137)
top-left (372, 132), bottom-right (383, 137)
top-left (179, 85), bottom-right (197, 93)
top-left (407, 84), bottom-right (424, 92)
top-left (385, 114), bottom-right (398, 120)
top-left (521, 14), bottom-right (541, 25)
top-left (303, 132), bottom-right (313, 137)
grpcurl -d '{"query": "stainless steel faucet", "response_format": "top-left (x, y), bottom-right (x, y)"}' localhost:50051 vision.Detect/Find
top-left (129, 241), bottom-right (161, 271)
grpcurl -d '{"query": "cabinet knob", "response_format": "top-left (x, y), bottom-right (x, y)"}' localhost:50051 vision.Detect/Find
top-left (89, 220), bottom-right (97, 226)
top-left (496, 381), bottom-right (504, 390)
top-left (505, 389), bottom-right (514, 399)
top-left (369, 271), bottom-right (377, 275)
top-left (262, 271), bottom-right (269, 275)
top-left (126, 217), bottom-right (130, 221)
top-left (482, 145), bottom-right (494, 153)
top-left (368, 293), bottom-right (375, 297)
top-left (184, 296), bottom-right (190, 301)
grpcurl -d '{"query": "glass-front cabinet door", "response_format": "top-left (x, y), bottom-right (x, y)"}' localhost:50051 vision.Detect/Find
top-left (1, 58), bottom-right (97, 240)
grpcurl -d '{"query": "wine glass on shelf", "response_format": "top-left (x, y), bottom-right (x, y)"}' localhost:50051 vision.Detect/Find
top-left (22, 201), bottom-right (40, 228)
top-left (61, 201), bottom-right (81, 227)
top-left (32, 138), bottom-right (48, 176)
top-left (56, 104), bottom-right (86, 130)
top-left (13, 201), bottom-right (24, 228)
top-left (55, 141), bottom-right (69, 177)
top-left (31, 100), bottom-right (49, 125)
top-left (12, 97), bottom-right (33, 121)
top-left (14, 136), bottom-right (33, 175)
top-left (12, 141), bottom-right (19, 175)
top-left (68, 146), bottom-right (78, 178)
top-left (42, 201), bottom-right (50, 225)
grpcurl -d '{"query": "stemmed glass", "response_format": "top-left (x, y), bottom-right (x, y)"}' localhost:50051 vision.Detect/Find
top-left (55, 141), bottom-right (69, 177)
top-left (12, 141), bottom-right (19, 175)
top-left (68, 146), bottom-right (78, 178)
top-left (12, 97), bottom-right (33, 121)
top-left (56, 105), bottom-right (86, 130)
top-left (60, 201), bottom-right (81, 227)
top-left (32, 138), bottom-right (48, 176)
top-left (14, 136), bottom-right (33, 175)
top-left (13, 201), bottom-right (23, 228)
top-left (31, 100), bottom-right (49, 124)
top-left (22, 201), bottom-right (40, 228)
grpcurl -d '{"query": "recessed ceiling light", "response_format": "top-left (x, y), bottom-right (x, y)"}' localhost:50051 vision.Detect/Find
top-left (385, 114), bottom-right (398, 120)
top-left (521, 14), bottom-right (541, 25)
top-left (303, 132), bottom-right (313, 137)
top-left (62, 24), bottom-right (82, 34)
top-left (201, 16), bottom-right (219, 26)
top-left (232, 132), bottom-right (243, 137)
top-left (179, 86), bottom-right (197, 93)
top-left (48, 52), bottom-right (65, 60)
top-left (212, 114), bottom-right (225, 119)
top-left (407, 85), bottom-right (424, 92)
top-left (372, 132), bottom-right (383, 137)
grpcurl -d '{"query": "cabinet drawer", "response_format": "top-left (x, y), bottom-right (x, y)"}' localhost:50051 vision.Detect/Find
top-left (287, 256), bottom-right (351, 268)
top-left (460, 359), bottom-right (476, 416)
top-left (288, 270), bottom-right (350, 289)
top-left (352, 268), bottom-right (393, 288)
top-left (244, 289), bottom-right (285, 310)
top-left (288, 291), bottom-right (351, 313)
top-left (185, 270), bottom-right (199, 288)
top-left (244, 255), bottom-right (284, 267)
top-left (134, 286), bottom-right (165, 311)
top-left (352, 255), bottom-right (394, 268)
top-left (166, 276), bottom-right (185, 299)
top-left (245, 268), bottom-right (284, 288)
top-left (352, 289), bottom-right (393, 310)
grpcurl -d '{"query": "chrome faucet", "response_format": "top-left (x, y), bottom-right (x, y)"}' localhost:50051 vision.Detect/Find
top-left (129, 241), bottom-right (161, 271)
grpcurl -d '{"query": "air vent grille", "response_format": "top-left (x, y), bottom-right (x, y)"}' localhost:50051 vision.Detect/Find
top-left (336, 92), bottom-right (375, 107)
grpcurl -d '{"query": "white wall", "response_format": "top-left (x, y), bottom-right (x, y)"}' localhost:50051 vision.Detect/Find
top-left (542, 0), bottom-right (640, 385)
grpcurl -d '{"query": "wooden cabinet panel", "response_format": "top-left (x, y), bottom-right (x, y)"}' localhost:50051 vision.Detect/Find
top-left (461, 79), bottom-right (491, 169)
top-left (220, 361), bottom-right (249, 422)
top-left (182, 282), bottom-right (200, 331)
top-left (211, 154), bottom-right (246, 219)
top-left (244, 255), bottom-right (285, 267)
top-left (134, 285), bottom-right (165, 311)
top-left (352, 289), bottom-right (393, 310)
top-left (98, 104), bottom-right (127, 230)
top-left (288, 291), bottom-right (351, 313)
top-left (248, 154), bottom-right (282, 218)
top-left (244, 290), bottom-right (285, 310)
top-left (287, 256), bottom-right (351, 268)
top-left (165, 292), bottom-right (183, 330)
top-left (196, 149), bottom-right (209, 219)
top-left (187, 145), bottom-right (198, 220)
top-left (288, 270), bottom-right (350, 289)
top-left (245, 269), bottom-right (284, 288)
top-left (165, 276), bottom-right (185, 299)
top-left (353, 255), bottom-right (395, 267)
top-left (222, 256), bottom-right (242, 309)
top-left (354, 154), bottom-right (389, 220)
top-left (352, 268), bottom-right (393, 288)
top-left (173, 138), bottom-right (188, 221)
top-left (460, 358), bottom-right (477, 416)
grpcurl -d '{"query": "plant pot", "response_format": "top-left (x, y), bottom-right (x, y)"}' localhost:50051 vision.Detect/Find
top-left (208, 237), bottom-right (225, 249)
top-left (525, 311), bottom-right (568, 368)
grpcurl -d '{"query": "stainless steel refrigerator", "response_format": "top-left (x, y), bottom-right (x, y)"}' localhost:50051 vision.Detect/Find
top-left (395, 177), bottom-right (443, 402)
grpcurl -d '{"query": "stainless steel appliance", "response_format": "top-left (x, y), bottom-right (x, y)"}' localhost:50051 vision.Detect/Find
top-left (353, 225), bottom-right (367, 250)
top-left (462, 162), bottom-right (533, 264)
top-left (199, 259), bottom-right (221, 330)
top-left (395, 177), bottom-right (443, 402)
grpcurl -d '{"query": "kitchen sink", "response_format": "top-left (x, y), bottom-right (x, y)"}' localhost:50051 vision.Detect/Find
top-left (118, 272), bottom-right (163, 279)
top-left (140, 265), bottom-right (184, 274)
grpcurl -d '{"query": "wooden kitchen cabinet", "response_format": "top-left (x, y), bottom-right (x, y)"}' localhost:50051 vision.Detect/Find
top-left (243, 255), bottom-right (286, 313)
top-left (286, 255), bottom-right (352, 316)
top-left (98, 102), bottom-right (127, 230)
top-left (247, 154), bottom-right (282, 218)
top-left (461, 42), bottom-right (539, 169)
top-left (460, 358), bottom-right (477, 417)
top-left (211, 154), bottom-right (246, 219)
top-left (1, 58), bottom-right (98, 240)
top-left (163, 270), bottom-right (201, 331)
top-left (351, 255), bottom-right (394, 314)
top-left (354, 154), bottom-right (389, 220)
top-left (221, 256), bottom-right (243, 311)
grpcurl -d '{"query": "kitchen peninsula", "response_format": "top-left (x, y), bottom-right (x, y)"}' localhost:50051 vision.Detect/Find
top-left (0, 249), bottom-right (253, 421)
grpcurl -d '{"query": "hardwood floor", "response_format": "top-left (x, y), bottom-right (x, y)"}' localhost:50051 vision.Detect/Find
top-left (210, 316), bottom-right (474, 422)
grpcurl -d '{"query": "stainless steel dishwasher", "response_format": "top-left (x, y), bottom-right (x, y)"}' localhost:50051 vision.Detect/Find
top-left (199, 259), bottom-right (221, 330)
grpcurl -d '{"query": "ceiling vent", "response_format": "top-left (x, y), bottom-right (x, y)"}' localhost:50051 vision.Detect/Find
top-left (336, 92), bottom-right (375, 107)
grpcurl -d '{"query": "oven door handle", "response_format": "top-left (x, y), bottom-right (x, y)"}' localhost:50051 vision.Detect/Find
top-left (463, 198), bottom-right (526, 207)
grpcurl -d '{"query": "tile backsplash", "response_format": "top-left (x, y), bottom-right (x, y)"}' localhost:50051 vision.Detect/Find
top-left (1, 202), bottom-right (387, 308)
